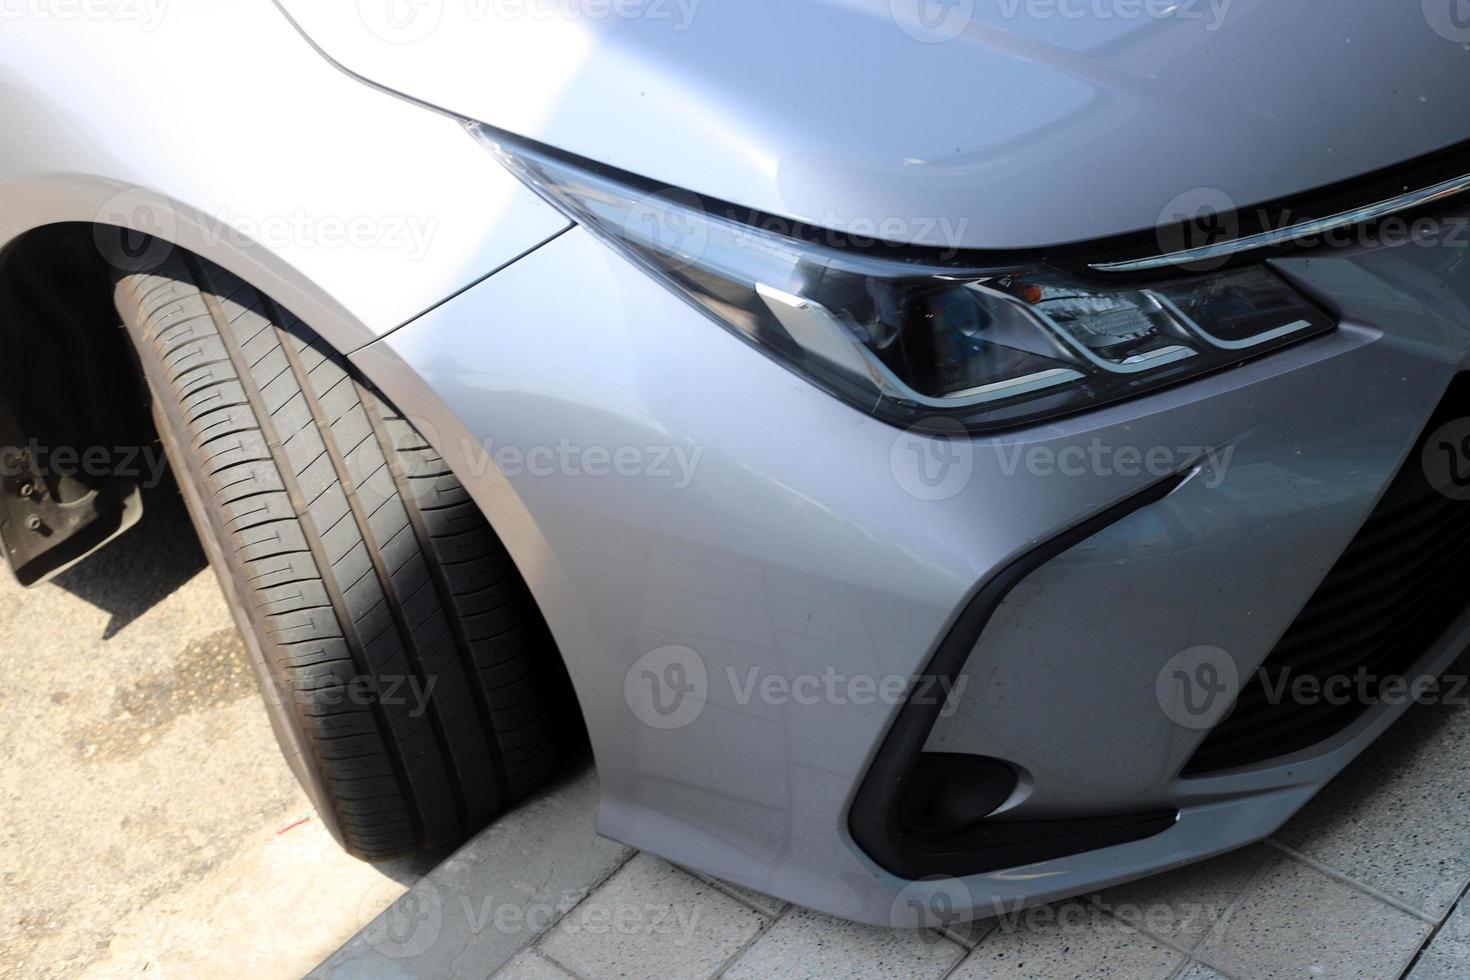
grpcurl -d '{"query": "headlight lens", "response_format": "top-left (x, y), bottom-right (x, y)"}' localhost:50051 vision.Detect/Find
top-left (473, 124), bottom-right (1334, 431)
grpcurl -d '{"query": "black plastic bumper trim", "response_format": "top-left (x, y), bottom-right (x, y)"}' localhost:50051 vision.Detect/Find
top-left (849, 473), bottom-right (1187, 880)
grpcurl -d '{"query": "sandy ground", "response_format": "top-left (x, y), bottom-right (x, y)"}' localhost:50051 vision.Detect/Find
top-left (0, 484), bottom-right (432, 978)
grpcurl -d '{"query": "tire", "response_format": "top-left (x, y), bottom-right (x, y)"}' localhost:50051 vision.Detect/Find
top-left (114, 251), bottom-right (560, 859)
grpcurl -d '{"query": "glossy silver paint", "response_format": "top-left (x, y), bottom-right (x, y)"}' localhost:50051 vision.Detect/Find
top-left (353, 218), bottom-right (1470, 922)
top-left (278, 0), bottom-right (1470, 249)
top-left (4, 0), bottom-right (1470, 928)
top-left (0, 0), bottom-right (569, 354)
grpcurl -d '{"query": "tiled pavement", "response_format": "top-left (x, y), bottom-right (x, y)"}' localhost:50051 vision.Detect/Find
top-left (317, 657), bottom-right (1470, 980)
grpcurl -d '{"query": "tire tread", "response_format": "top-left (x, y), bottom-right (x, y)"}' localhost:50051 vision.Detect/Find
top-left (113, 255), bottom-right (558, 859)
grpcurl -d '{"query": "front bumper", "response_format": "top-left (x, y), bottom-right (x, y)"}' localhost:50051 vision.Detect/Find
top-left (352, 210), bottom-right (1470, 925)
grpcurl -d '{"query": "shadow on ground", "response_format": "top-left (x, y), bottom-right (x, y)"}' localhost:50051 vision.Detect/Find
top-left (50, 474), bottom-right (207, 638)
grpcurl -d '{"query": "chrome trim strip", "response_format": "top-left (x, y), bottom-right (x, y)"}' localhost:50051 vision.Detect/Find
top-left (944, 367), bottom-right (1086, 402)
top-left (1148, 290), bottom-right (1316, 351)
top-left (1091, 171), bottom-right (1470, 273)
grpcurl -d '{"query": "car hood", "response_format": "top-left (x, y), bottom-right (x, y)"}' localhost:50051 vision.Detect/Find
top-left (277, 0), bottom-right (1470, 251)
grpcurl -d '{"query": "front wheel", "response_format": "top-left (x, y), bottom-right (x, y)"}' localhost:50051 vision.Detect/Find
top-left (115, 252), bottom-right (559, 859)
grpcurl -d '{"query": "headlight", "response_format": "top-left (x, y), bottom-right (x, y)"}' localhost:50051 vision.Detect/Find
top-left (472, 124), bottom-right (1335, 431)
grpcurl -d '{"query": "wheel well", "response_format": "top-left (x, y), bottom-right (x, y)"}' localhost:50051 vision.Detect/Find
top-left (0, 223), bottom-right (155, 584)
top-left (1, 221), bottom-right (590, 773)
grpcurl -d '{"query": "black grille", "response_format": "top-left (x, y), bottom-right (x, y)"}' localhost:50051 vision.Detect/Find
top-left (1186, 375), bottom-right (1470, 775)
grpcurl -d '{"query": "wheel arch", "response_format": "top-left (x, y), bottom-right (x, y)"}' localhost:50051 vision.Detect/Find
top-left (0, 212), bottom-right (378, 584)
top-left (0, 221), bottom-right (589, 760)
top-left (0, 183), bottom-right (381, 357)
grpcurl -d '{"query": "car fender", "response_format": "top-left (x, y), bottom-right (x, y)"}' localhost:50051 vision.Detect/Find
top-left (0, 0), bottom-right (569, 356)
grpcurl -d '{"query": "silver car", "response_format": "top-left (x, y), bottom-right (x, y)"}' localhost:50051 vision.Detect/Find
top-left (2, 0), bottom-right (1469, 928)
